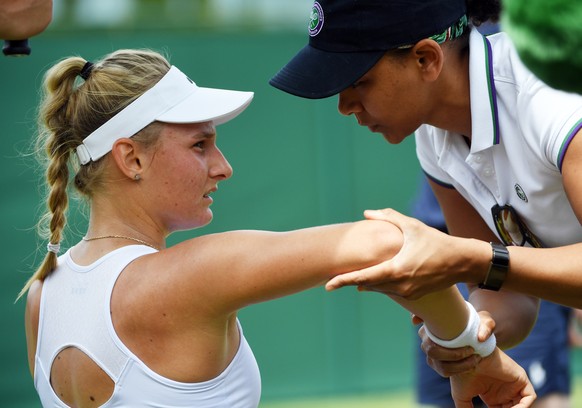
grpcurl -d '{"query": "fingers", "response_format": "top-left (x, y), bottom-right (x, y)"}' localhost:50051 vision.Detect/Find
top-left (411, 314), bottom-right (424, 325)
top-left (450, 348), bottom-right (537, 408)
top-left (476, 310), bottom-right (496, 342)
top-left (325, 271), bottom-right (364, 291)
top-left (517, 380), bottom-right (537, 408)
top-left (419, 326), bottom-right (476, 362)
top-left (513, 393), bottom-right (536, 408)
top-left (419, 326), bottom-right (480, 376)
top-left (363, 208), bottom-right (406, 226)
top-left (325, 261), bottom-right (392, 291)
top-left (427, 354), bottom-right (482, 377)
top-left (453, 399), bottom-right (474, 408)
top-left (364, 208), bottom-right (423, 235)
top-left (513, 393), bottom-right (537, 408)
top-left (363, 208), bottom-right (397, 219)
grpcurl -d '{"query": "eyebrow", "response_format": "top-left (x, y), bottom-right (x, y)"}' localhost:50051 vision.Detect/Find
top-left (193, 130), bottom-right (217, 139)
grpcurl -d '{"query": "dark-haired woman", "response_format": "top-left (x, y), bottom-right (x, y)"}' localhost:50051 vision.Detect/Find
top-left (270, 0), bottom-right (582, 400)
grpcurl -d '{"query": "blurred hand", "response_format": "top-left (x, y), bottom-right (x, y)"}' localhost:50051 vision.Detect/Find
top-left (0, 0), bottom-right (53, 40)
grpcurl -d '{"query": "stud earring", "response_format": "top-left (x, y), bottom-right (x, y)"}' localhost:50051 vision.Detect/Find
top-left (134, 174), bottom-right (141, 181)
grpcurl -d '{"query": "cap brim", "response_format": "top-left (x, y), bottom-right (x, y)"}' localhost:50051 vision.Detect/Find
top-left (269, 44), bottom-right (385, 99)
top-left (157, 87), bottom-right (254, 126)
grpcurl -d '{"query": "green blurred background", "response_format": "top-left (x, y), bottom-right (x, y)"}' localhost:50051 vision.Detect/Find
top-left (2, 1), bottom-right (581, 407)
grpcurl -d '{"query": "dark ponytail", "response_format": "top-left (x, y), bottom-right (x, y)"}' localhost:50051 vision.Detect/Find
top-left (466, 0), bottom-right (502, 26)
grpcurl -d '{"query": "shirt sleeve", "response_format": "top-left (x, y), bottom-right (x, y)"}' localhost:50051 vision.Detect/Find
top-left (517, 75), bottom-right (582, 172)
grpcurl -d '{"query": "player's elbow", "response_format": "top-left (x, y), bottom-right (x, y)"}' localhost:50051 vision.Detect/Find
top-left (366, 220), bottom-right (403, 263)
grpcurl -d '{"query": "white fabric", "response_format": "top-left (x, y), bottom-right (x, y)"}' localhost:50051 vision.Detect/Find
top-left (415, 30), bottom-right (582, 248)
top-left (423, 301), bottom-right (496, 357)
top-left (76, 66), bottom-right (254, 164)
top-left (34, 245), bottom-right (262, 407)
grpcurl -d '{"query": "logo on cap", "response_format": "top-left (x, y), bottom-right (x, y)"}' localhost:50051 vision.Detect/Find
top-left (309, 1), bottom-right (324, 37)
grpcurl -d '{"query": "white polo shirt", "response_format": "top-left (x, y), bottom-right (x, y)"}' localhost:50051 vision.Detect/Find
top-left (415, 29), bottom-right (582, 248)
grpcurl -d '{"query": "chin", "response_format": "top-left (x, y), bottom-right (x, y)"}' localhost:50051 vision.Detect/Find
top-left (203, 210), bottom-right (214, 225)
top-left (381, 133), bottom-right (407, 144)
top-left (174, 211), bottom-right (214, 232)
top-left (380, 126), bottom-right (416, 144)
top-left (197, 211), bottom-right (213, 228)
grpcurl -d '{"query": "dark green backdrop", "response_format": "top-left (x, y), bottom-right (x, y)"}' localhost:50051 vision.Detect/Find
top-left (1, 29), bottom-right (423, 406)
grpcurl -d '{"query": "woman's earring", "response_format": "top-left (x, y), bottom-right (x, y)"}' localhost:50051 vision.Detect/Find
top-left (134, 174), bottom-right (141, 181)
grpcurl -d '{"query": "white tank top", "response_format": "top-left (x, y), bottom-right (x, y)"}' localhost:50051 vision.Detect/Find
top-left (34, 245), bottom-right (261, 407)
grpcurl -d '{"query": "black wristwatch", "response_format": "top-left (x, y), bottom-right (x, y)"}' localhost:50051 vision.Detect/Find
top-left (478, 242), bottom-right (510, 291)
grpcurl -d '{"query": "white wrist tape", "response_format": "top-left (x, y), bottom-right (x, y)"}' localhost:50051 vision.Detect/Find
top-left (423, 301), bottom-right (496, 357)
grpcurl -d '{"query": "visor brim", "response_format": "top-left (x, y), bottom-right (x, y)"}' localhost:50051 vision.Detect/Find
top-left (157, 87), bottom-right (254, 126)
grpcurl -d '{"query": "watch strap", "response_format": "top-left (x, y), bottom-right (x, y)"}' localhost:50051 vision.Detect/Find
top-left (478, 242), bottom-right (510, 291)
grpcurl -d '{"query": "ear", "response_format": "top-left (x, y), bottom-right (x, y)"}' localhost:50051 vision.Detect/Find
top-left (110, 138), bottom-right (144, 180)
top-left (411, 39), bottom-right (444, 82)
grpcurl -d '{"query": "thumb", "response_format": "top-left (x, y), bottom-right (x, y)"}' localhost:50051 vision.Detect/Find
top-left (453, 397), bottom-right (474, 408)
top-left (476, 311), bottom-right (496, 342)
top-left (364, 208), bottom-right (408, 229)
top-left (363, 208), bottom-right (396, 220)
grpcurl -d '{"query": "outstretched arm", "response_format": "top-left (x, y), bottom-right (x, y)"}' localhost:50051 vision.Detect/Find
top-left (129, 216), bottom-right (535, 406)
top-left (145, 219), bottom-right (404, 315)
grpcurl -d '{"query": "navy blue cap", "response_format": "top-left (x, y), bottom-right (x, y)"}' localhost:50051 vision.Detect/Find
top-left (270, 0), bottom-right (467, 99)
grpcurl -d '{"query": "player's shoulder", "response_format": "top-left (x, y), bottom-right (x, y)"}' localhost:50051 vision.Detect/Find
top-left (26, 279), bottom-right (43, 308)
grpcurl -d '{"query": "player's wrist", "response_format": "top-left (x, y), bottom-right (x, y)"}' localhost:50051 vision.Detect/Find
top-left (423, 300), bottom-right (497, 357)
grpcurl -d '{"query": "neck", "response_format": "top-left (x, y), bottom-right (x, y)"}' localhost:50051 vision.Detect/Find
top-left (82, 234), bottom-right (160, 251)
top-left (86, 197), bottom-right (166, 250)
top-left (429, 45), bottom-right (472, 137)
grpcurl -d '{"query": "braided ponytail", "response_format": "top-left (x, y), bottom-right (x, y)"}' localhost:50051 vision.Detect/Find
top-left (18, 49), bottom-right (171, 300)
top-left (17, 58), bottom-right (84, 300)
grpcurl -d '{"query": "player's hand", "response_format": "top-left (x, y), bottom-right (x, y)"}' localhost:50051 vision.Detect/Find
top-left (450, 348), bottom-right (536, 408)
top-left (326, 208), bottom-right (482, 299)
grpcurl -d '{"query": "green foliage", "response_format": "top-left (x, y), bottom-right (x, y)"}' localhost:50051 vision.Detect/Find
top-left (502, 0), bottom-right (582, 93)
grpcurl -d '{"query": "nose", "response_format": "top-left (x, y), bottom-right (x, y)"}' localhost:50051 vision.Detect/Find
top-left (211, 147), bottom-right (233, 181)
top-left (337, 88), bottom-right (362, 117)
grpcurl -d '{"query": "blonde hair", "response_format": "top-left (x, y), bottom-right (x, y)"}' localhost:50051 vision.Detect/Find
top-left (18, 49), bottom-right (170, 299)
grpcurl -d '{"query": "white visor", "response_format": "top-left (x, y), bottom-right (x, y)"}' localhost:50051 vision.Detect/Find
top-left (76, 66), bottom-right (254, 165)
